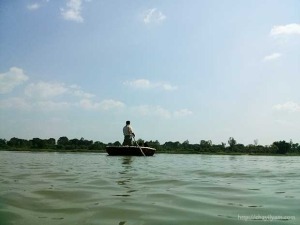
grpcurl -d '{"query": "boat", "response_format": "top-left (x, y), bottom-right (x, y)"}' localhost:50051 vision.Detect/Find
top-left (106, 146), bottom-right (156, 156)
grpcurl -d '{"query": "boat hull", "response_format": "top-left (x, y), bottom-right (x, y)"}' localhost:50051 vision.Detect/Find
top-left (106, 146), bottom-right (156, 156)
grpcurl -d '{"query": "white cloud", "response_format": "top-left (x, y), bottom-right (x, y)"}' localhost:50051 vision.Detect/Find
top-left (143, 8), bottom-right (166, 24)
top-left (25, 82), bottom-right (68, 99)
top-left (0, 68), bottom-right (124, 112)
top-left (79, 99), bottom-right (125, 110)
top-left (24, 82), bottom-right (94, 99)
top-left (174, 109), bottom-right (193, 117)
top-left (273, 101), bottom-right (300, 112)
top-left (27, 3), bottom-right (41, 10)
top-left (270, 23), bottom-right (300, 36)
top-left (125, 79), bottom-right (152, 89)
top-left (0, 97), bottom-right (124, 112)
top-left (263, 53), bottom-right (281, 62)
top-left (124, 79), bottom-right (177, 91)
top-left (0, 97), bottom-right (31, 110)
top-left (133, 105), bottom-right (192, 119)
top-left (69, 84), bottom-right (94, 98)
top-left (34, 101), bottom-right (71, 111)
top-left (160, 83), bottom-right (177, 91)
top-left (99, 99), bottom-right (125, 110)
top-left (134, 105), bottom-right (172, 118)
top-left (0, 67), bottom-right (29, 94)
top-left (61, 0), bottom-right (84, 23)
top-left (27, 1), bottom-right (52, 11)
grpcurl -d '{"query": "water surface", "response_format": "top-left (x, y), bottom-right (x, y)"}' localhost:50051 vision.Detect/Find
top-left (0, 152), bottom-right (299, 225)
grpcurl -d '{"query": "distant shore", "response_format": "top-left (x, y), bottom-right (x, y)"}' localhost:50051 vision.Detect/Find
top-left (1, 148), bottom-right (300, 156)
top-left (1, 137), bottom-right (299, 155)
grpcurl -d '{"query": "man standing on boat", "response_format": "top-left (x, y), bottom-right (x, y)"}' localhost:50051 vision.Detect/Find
top-left (123, 121), bottom-right (135, 146)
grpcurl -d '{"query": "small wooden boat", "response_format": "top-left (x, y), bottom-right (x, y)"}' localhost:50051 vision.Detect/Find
top-left (106, 146), bottom-right (156, 156)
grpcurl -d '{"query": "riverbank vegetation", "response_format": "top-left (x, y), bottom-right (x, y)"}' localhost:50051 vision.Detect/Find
top-left (0, 137), bottom-right (300, 155)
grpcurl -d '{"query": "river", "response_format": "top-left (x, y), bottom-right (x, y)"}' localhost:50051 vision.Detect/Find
top-left (0, 151), bottom-right (299, 225)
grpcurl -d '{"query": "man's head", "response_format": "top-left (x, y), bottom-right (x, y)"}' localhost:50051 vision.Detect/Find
top-left (126, 121), bottom-right (130, 125)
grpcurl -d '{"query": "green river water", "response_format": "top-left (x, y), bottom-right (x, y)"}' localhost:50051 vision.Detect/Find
top-left (0, 151), bottom-right (299, 225)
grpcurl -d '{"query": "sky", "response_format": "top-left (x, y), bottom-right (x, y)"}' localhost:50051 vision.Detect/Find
top-left (0, 0), bottom-right (300, 145)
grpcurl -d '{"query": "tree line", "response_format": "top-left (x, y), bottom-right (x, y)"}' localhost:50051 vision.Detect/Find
top-left (0, 137), bottom-right (106, 151)
top-left (0, 136), bottom-right (299, 155)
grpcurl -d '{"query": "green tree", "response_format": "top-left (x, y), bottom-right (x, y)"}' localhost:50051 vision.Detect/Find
top-left (228, 137), bottom-right (236, 149)
top-left (89, 141), bottom-right (105, 150)
top-left (200, 140), bottom-right (212, 148)
top-left (31, 138), bottom-right (46, 149)
top-left (46, 138), bottom-right (56, 148)
top-left (0, 139), bottom-right (7, 149)
top-left (57, 136), bottom-right (69, 146)
top-left (113, 141), bottom-right (121, 146)
top-left (273, 141), bottom-right (291, 154)
top-left (79, 137), bottom-right (93, 148)
top-left (254, 139), bottom-right (258, 146)
top-left (7, 137), bottom-right (30, 148)
top-left (147, 140), bottom-right (160, 150)
top-left (164, 141), bottom-right (180, 149)
top-left (199, 140), bottom-right (212, 152)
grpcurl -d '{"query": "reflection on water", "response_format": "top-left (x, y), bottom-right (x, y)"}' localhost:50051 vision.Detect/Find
top-left (114, 157), bottom-right (136, 197)
top-left (0, 152), bottom-right (299, 225)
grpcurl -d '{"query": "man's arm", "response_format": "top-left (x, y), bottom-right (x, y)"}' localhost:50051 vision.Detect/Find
top-left (129, 126), bottom-right (135, 137)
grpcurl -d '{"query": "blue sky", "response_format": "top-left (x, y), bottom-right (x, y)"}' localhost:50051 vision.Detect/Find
top-left (0, 0), bottom-right (300, 145)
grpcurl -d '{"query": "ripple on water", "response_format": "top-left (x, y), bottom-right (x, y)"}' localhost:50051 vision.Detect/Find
top-left (0, 152), bottom-right (299, 225)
